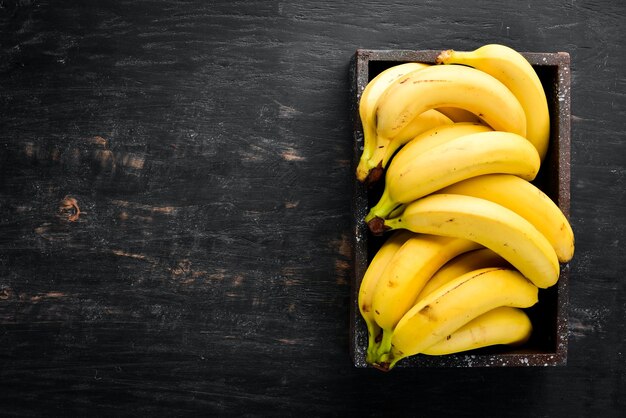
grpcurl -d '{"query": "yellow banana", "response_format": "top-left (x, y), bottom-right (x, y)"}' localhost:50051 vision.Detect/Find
top-left (417, 248), bottom-right (509, 301)
top-left (439, 174), bottom-right (575, 262)
top-left (371, 234), bottom-right (482, 358)
top-left (360, 109), bottom-right (453, 184)
top-left (363, 120), bottom-right (491, 188)
top-left (382, 193), bottom-right (561, 289)
top-left (437, 44), bottom-right (550, 161)
top-left (381, 267), bottom-right (538, 370)
top-left (365, 130), bottom-right (540, 227)
top-left (383, 122), bottom-right (492, 166)
top-left (358, 230), bottom-right (415, 363)
top-left (357, 62), bottom-right (431, 182)
top-left (422, 306), bottom-right (532, 356)
top-left (375, 64), bottom-right (527, 142)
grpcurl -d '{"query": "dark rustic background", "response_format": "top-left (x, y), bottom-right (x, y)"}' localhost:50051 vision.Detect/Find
top-left (1, 0), bottom-right (624, 416)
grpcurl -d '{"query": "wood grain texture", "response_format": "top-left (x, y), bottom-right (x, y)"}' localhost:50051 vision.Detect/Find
top-left (1, 0), bottom-right (624, 415)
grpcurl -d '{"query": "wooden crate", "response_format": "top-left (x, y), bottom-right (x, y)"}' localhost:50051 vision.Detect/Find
top-left (349, 49), bottom-right (571, 368)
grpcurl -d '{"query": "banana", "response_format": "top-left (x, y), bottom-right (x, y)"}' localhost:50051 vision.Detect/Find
top-left (375, 64), bottom-right (527, 143)
top-left (437, 44), bottom-right (550, 161)
top-left (360, 109), bottom-right (453, 184)
top-left (371, 234), bottom-right (482, 358)
top-left (379, 267), bottom-right (538, 370)
top-left (365, 130), bottom-right (540, 228)
top-left (358, 229), bottom-right (415, 363)
top-left (382, 122), bottom-right (492, 166)
top-left (417, 248), bottom-right (509, 301)
top-left (365, 120), bottom-right (493, 189)
top-left (357, 62), bottom-right (431, 182)
top-left (422, 306), bottom-right (532, 356)
top-left (439, 174), bottom-right (575, 262)
top-left (382, 193), bottom-right (561, 289)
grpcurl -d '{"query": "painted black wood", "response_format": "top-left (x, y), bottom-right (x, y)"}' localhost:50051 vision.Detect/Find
top-left (1, 0), bottom-right (624, 416)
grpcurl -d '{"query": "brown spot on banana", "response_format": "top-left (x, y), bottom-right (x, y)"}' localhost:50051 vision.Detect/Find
top-left (419, 304), bottom-right (436, 321)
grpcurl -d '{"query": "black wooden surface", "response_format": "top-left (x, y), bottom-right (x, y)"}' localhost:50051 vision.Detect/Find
top-left (1, 0), bottom-right (624, 416)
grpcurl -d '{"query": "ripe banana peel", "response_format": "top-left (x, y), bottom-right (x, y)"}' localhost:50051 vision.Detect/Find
top-left (437, 44), bottom-right (550, 161)
top-left (380, 267), bottom-right (538, 370)
top-left (383, 193), bottom-right (560, 289)
top-left (417, 248), bottom-right (509, 301)
top-left (360, 109), bottom-right (452, 184)
top-left (357, 62), bottom-right (452, 184)
top-left (439, 174), bottom-right (575, 262)
top-left (358, 62), bottom-right (428, 169)
top-left (371, 234), bottom-right (481, 358)
top-left (365, 130), bottom-right (540, 227)
top-left (375, 64), bottom-right (526, 141)
top-left (422, 306), bottom-right (532, 356)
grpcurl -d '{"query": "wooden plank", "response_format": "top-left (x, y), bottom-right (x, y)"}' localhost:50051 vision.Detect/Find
top-left (0, 0), bottom-right (624, 415)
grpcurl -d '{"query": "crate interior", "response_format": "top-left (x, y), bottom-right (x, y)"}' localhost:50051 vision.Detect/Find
top-left (352, 50), bottom-right (569, 367)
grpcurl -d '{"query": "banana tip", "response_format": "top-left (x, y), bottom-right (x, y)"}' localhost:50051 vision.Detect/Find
top-left (356, 167), bottom-right (369, 183)
top-left (371, 362), bottom-right (391, 372)
top-left (367, 217), bottom-right (389, 236)
top-left (435, 49), bottom-right (453, 64)
top-left (365, 164), bottom-right (384, 186)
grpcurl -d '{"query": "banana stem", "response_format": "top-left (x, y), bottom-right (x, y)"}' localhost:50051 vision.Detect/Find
top-left (365, 162), bottom-right (384, 186)
top-left (357, 136), bottom-right (393, 184)
top-left (364, 189), bottom-right (397, 223)
top-left (365, 322), bottom-right (382, 364)
top-left (380, 138), bottom-right (409, 168)
top-left (387, 355), bottom-right (404, 370)
top-left (366, 146), bottom-right (387, 174)
top-left (383, 216), bottom-right (401, 231)
top-left (388, 203), bottom-right (406, 219)
top-left (356, 123), bottom-right (379, 182)
top-left (366, 217), bottom-right (388, 236)
top-left (374, 349), bottom-right (405, 371)
top-left (367, 214), bottom-right (403, 236)
top-left (375, 329), bottom-right (394, 359)
top-left (435, 49), bottom-right (455, 64)
top-left (356, 157), bottom-right (372, 182)
top-left (366, 136), bottom-right (397, 174)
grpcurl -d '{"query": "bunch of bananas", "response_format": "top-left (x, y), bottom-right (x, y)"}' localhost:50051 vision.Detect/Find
top-left (356, 44), bottom-right (574, 371)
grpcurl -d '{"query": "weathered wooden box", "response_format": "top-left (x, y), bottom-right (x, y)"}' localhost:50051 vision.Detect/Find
top-left (349, 49), bottom-right (571, 368)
